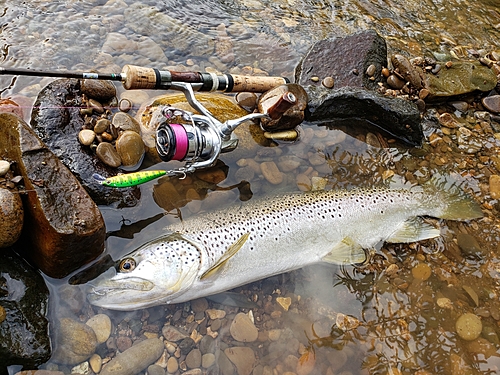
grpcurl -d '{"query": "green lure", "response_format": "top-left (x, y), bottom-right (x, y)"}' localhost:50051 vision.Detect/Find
top-left (93, 170), bottom-right (167, 188)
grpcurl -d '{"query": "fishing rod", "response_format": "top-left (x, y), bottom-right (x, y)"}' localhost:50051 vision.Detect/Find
top-left (0, 64), bottom-right (289, 93)
top-left (0, 65), bottom-right (297, 188)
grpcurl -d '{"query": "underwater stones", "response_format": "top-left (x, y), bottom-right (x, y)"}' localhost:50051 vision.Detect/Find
top-left (86, 314), bottom-right (112, 344)
top-left (0, 187), bottom-right (23, 248)
top-left (100, 338), bottom-right (165, 375)
top-left (30, 79), bottom-right (139, 207)
top-left (304, 85), bottom-right (423, 146)
top-left (456, 313), bottom-right (482, 341)
top-left (0, 249), bottom-right (50, 370)
top-left (52, 318), bottom-right (98, 365)
top-left (224, 347), bottom-right (256, 375)
top-left (423, 61), bottom-right (497, 99)
top-left (0, 113), bottom-right (105, 278)
top-left (230, 313), bottom-right (258, 342)
top-left (295, 30), bottom-right (387, 90)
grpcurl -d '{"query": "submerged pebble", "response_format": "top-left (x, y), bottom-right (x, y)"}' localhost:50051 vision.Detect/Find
top-left (0, 160), bottom-right (10, 176)
top-left (230, 313), bottom-right (258, 342)
top-left (456, 313), bottom-right (482, 341)
top-left (86, 314), bottom-right (112, 344)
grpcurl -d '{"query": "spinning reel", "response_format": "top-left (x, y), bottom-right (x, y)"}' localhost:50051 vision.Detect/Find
top-left (155, 82), bottom-right (269, 174)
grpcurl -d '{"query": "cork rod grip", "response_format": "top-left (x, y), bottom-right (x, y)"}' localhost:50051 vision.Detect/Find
top-left (230, 75), bottom-right (288, 93)
top-left (121, 65), bottom-right (158, 90)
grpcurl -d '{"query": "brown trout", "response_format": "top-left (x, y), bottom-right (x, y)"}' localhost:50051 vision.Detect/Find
top-left (88, 179), bottom-right (482, 310)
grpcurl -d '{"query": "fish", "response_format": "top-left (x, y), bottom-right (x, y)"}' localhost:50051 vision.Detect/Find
top-left (87, 177), bottom-right (483, 310)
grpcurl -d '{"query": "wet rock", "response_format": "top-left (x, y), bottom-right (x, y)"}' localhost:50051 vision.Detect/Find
top-left (0, 113), bottom-right (105, 278)
top-left (260, 161), bottom-right (283, 185)
top-left (236, 92), bottom-right (258, 112)
top-left (30, 79), bottom-right (140, 207)
top-left (230, 313), bottom-right (259, 342)
top-left (304, 86), bottom-right (423, 146)
top-left (147, 364), bottom-right (165, 375)
top-left (100, 338), bottom-right (165, 375)
top-left (258, 84), bottom-right (308, 131)
top-left (167, 356), bottom-right (179, 373)
top-left (424, 61), bottom-right (497, 100)
top-left (482, 95), bottom-right (500, 113)
top-left (0, 249), bottom-right (50, 370)
top-left (0, 160), bottom-right (10, 176)
top-left (162, 325), bottom-right (189, 341)
top-left (112, 112), bottom-right (141, 134)
top-left (191, 298), bottom-right (209, 313)
top-left (89, 354), bottom-right (103, 373)
top-left (202, 353), bottom-right (216, 368)
top-left (86, 314), bottom-right (112, 344)
top-left (224, 347), bottom-right (255, 375)
top-left (0, 188), bottom-right (23, 248)
top-left (489, 175), bottom-right (500, 199)
top-left (0, 98), bottom-right (24, 120)
top-left (456, 313), bottom-right (482, 341)
top-left (119, 98), bottom-right (132, 113)
top-left (94, 118), bottom-right (111, 134)
top-left (52, 317), bottom-right (97, 365)
top-left (80, 79), bottom-right (117, 101)
top-left (186, 348), bottom-right (202, 369)
top-left (386, 74), bottom-right (406, 90)
top-left (391, 54), bottom-right (423, 89)
top-left (96, 142), bottom-right (122, 168)
top-left (411, 263), bottom-right (432, 280)
top-left (116, 336), bottom-right (133, 352)
top-left (296, 30), bottom-right (387, 90)
top-left (115, 130), bottom-right (145, 167)
top-left (78, 129), bottom-right (96, 146)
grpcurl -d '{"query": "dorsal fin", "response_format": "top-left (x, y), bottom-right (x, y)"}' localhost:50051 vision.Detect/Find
top-left (200, 232), bottom-right (250, 280)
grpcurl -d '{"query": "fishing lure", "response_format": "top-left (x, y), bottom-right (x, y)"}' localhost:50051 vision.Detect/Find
top-left (93, 170), bottom-right (167, 188)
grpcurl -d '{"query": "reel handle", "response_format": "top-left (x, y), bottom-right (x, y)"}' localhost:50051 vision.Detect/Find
top-left (121, 64), bottom-right (288, 93)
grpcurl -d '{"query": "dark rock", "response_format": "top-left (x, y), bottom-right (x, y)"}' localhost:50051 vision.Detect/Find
top-left (30, 79), bottom-right (140, 207)
top-left (304, 86), bottom-right (423, 146)
top-left (391, 54), bottom-right (424, 89)
top-left (295, 30), bottom-right (387, 91)
top-left (0, 187), bottom-right (23, 248)
top-left (0, 249), bottom-right (50, 372)
top-left (424, 62), bottom-right (497, 99)
top-left (0, 113), bottom-right (105, 278)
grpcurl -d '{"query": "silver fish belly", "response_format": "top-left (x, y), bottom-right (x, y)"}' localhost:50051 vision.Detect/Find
top-left (88, 181), bottom-right (482, 310)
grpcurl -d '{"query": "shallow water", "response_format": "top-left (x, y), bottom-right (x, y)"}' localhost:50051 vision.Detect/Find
top-left (1, 0), bottom-right (500, 374)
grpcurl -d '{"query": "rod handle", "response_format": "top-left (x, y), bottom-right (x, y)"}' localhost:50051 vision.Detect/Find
top-left (230, 75), bottom-right (288, 93)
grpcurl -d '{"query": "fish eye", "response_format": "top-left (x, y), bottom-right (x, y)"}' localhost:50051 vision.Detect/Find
top-left (119, 258), bottom-right (136, 273)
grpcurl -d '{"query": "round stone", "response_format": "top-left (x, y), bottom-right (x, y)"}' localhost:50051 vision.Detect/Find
top-left (89, 354), bottom-right (102, 373)
top-left (112, 112), bottom-right (141, 133)
top-left (482, 95), bottom-right (500, 113)
top-left (202, 353), bottom-right (216, 368)
top-left (381, 67), bottom-right (390, 77)
top-left (321, 76), bottom-right (334, 89)
top-left (456, 313), bottom-right (482, 341)
top-left (191, 298), bottom-right (209, 313)
top-left (0, 160), bottom-right (10, 176)
top-left (236, 92), bottom-right (258, 111)
top-left (52, 318), bottom-right (98, 365)
top-left (230, 312), bottom-right (258, 342)
top-left (94, 118), bottom-right (111, 134)
top-left (260, 161), bottom-right (283, 185)
top-left (167, 356), bottom-right (179, 373)
top-left (116, 336), bottom-right (133, 352)
top-left (115, 130), bottom-right (145, 167)
top-left (119, 98), bottom-right (132, 112)
top-left (386, 74), bottom-right (405, 90)
top-left (96, 142), bottom-right (121, 168)
top-left (186, 348), bottom-right (202, 369)
top-left (78, 129), bottom-right (96, 146)
top-left (366, 64), bottom-right (376, 77)
top-left (86, 314), bottom-right (112, 344)
top-left (88, 99), bottom-right (104, 114)
top-left (0, 188), bottom-right (24, 248)
top-left (411, 263), bottom-right (432, 281)
top-left (81, 79), bottom-right (117, 101)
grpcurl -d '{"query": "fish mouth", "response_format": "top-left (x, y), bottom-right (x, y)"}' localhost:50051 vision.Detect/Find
top-left (86, 272), bottom-right (156, 308)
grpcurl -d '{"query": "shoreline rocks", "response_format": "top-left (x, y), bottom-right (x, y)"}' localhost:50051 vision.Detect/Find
top-left (0, 113), bottom-right (105, 278)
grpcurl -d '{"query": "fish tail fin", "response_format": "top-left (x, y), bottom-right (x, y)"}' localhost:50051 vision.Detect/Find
top-left (422, 175), bottom-right (483, 220)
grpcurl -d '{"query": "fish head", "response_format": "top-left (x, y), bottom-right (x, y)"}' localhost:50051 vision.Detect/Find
top-left (87, 233), bottom-right (202, 310)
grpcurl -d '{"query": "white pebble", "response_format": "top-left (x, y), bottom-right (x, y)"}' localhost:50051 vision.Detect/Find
top-left (0, 160), bottom-right (10, 176)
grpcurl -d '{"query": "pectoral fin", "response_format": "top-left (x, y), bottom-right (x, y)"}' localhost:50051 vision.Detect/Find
top-left (386, 217), bottom-right (440, 243)
top-left (322, 237), bottom-right (367, 265)
top-left (201, 232), bottom-right (250, 280)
